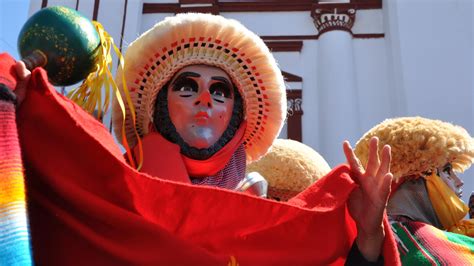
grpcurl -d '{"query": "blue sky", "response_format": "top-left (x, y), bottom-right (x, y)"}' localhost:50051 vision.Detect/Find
top-left (0, 0), bottom-right (30, 58)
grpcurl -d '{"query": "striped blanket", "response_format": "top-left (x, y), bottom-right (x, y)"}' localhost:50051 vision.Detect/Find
top-left (0, 100), bottom-right (32, 265)
top-left (391, 220), bottom-right (474, 265)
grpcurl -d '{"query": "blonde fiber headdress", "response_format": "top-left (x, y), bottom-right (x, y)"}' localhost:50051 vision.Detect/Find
top-left (247, 139), bottom-right (331, 201)
top-left (355, 117), bottom-right (474, 181)
top-left (113, 13), bottom-right (286, 162)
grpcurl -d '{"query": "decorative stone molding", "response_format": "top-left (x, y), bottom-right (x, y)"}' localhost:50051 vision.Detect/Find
top-left (287, 90), bottom-right (303, 115)
top-left (311, 8), bottom-right (356, 35)
top-left (265, 41), bottom-right (303, 52)
top-left (282, 71), bottom-right (303, 82)
top-left (287, 98), bottom-right (303, 114)
top-left (142, 1), bottom-right (382, 14)
top-left (260, 34), bottom-right (384, 40)
top-left (286, 89), bottom-right (303, 142)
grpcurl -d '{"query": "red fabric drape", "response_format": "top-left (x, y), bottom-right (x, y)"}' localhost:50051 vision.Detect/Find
top-left (1, 53), bottom-right (400, 265)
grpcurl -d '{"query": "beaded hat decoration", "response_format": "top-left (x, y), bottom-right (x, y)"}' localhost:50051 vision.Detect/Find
top-left (247, 139), bottom-right (330, 201)
top-left (354, 117), bottom-right (474, 181)
top-left (112, 13), bottom-right (287, 163)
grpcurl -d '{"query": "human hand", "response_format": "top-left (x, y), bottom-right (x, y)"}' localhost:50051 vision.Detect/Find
top-left (343, 137), bottom-right (392, 262)
top-left (13, 60), bottom-right (30, 106)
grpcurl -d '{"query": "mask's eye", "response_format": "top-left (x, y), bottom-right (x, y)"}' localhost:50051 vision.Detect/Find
top-left (172, 78), bottom-right (198, 97)
top-left (443, 164), bottom-right (453, 174)
top-left (209, 82), bottom-right (232, 103)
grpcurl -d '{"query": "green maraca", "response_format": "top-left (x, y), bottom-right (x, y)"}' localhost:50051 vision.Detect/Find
top-left (18, 6), bottom-right (101, 86)
top-left (14, 5), bottom-right (140, 166)
top-left (16, 5), bottom-right (130, 122)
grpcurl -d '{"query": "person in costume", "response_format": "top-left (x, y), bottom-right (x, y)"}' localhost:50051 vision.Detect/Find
top-left (246, 138), bottom-right (331, 201)
top-left (112, 13), bottom-right (393, 262)
top-left (1, 12), bottom-right (400, 265)
top-left (355, 116), bottom-right (474, 264)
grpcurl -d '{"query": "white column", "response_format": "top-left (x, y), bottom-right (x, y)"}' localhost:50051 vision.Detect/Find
top-left (313, 8), bottom-right (360, 166)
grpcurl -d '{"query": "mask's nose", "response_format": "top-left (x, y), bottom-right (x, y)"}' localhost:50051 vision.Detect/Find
top-left (453, 174), bottom-right (464, 188)
top-left (194, 89), bottom-right (212, 108)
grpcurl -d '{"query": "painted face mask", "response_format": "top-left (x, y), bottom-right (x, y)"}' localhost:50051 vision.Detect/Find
top-left (437, 163), bottom-right (464, 198)
top-left (167, 65), bottom-right (235, 149)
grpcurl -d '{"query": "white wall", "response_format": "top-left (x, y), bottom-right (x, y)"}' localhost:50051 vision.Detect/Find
top-left (223, 11), bottom-right (317, 36)
top-left (384, 0), bottom-right (474, 202)
top-left (353, 38), bottom-right (392, 138)
top-left (352, 9), bottom-right (384, 34)
top-left (141, 13), bottom-right (173, 34)
top-left (299, 41), bottom-right (321, 152)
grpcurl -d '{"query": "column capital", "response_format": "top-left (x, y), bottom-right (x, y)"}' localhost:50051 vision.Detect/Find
top-left (311, 7), bottom-right (356, 35)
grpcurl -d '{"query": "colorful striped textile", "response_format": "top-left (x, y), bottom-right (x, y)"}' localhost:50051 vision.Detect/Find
top-left (391, 220), bottom-right (474, 265)
top-left (0, 101), bottom-right (33, 265)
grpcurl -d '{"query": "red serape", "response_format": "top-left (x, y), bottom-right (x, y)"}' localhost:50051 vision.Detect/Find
top-left (7, 55), bottom-right (399, 265)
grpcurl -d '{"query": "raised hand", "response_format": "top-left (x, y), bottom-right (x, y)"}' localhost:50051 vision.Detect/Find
top-left (343, 137), bottom-right (392, 262)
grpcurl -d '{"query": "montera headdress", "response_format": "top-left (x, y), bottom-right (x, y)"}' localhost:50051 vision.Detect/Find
top-left (355, 117), bottom-right (474, 181)
top-left (247, 139), bottom-right (330, 201)
top-left (113, 13), bottom-right (287, 162)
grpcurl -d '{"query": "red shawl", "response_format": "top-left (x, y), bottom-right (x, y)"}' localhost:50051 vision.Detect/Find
top-left (8, 57), bottom-right (399, 265)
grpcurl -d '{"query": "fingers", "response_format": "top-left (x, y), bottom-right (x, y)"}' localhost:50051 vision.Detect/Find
top-left (380, 172), bottom-right (393, 202)
top-left (365, 137), bottom-right (381, 177)
top-left (13, 61), bottom-right (31, 105)
top-left (15, 61), bottom-right (31, 80)
top-left (343, 140), bottom-right (363, 176)
top-left (376, 144), bottom-right (391, 178)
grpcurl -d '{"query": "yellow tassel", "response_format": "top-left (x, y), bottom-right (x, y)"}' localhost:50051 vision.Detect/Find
top-left (425, 171), bottom-right (469, 232)
top-left (448, 219), bottom-right (474, 237)
top-left (67, 21), bottom-right (142, 170)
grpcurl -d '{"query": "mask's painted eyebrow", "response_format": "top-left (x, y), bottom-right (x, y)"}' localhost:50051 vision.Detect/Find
top-left (211, 76), bottom-right (231, 86)
top-left (172, 71), bottom-right (201, 83)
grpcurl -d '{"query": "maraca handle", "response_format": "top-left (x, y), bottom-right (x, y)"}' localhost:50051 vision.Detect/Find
top-left (22, 50), bottom-right (47, 71)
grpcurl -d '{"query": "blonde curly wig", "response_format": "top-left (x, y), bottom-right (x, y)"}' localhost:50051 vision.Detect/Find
top-left (355, 117), bottom-right (474, 181)
top-left (246, 139), bottom-right (330, 201)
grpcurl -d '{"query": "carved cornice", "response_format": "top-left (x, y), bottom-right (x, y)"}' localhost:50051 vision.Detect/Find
top-left (282, 71), bottom-right (303, 82)
top-left (286, 89), bottom-right (303, 142)
top-left (311, 7), bottom-right (356, 35)
top-left (142, 0), bottom-right (382, 14)
top-left (265, 41), bottom-right (303, 52)
top-left (260, 34), bottom-right (384, 40)
top-left (288, 98), bottom-right (303, 115)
